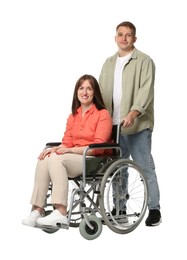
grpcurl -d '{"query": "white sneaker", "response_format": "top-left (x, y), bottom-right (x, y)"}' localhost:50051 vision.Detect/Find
top-left (22, 210), bottom-right (42, 227)
top-left (36, 210), bottom-right (68, 227)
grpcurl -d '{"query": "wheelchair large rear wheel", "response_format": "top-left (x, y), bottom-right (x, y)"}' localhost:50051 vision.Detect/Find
top-left (99, 159), bottom-right (148, 234)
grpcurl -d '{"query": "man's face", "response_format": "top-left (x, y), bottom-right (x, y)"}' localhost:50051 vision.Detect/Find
top-left (115, 26), bottom-right (137, 54)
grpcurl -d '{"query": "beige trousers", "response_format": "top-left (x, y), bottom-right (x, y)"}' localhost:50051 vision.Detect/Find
top-left (30, 153), bottom-right (83, 208)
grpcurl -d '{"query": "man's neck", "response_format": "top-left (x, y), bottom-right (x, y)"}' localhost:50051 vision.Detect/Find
top-left (118, 47), bottom-right (135, 57)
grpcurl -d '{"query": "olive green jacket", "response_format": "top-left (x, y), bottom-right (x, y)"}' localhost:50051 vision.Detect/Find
top-left (99, 48), bottom-right (155, 135)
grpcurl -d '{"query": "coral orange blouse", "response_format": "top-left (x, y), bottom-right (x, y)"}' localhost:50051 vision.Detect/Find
top-left (62, 104), bottom-right (113, 155)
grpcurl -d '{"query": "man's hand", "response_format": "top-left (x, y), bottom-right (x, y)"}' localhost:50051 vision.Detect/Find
top-left (122, 110), bottom-right (140, 128)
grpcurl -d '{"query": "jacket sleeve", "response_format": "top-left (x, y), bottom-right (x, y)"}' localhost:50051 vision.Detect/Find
top-left (130, 58), bottom-right (155, 116)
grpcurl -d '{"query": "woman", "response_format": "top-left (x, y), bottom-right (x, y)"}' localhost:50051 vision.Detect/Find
top-left (22, 74), bottom-right (113, 228)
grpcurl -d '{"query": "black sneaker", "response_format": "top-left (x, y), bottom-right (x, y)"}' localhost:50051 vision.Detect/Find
top-left (145, 209), bottom-right (162, 226)
top-left (111, 208), bottom-right (128, 223)
top-left (111, 208), bottom-right (126, 216)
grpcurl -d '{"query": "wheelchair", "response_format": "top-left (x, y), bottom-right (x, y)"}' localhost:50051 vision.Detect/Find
top-left (40, 124), bottom-right (148, 240)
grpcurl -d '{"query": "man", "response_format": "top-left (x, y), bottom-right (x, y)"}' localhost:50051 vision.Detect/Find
top-left (99, 21), bottom-right (161, 226)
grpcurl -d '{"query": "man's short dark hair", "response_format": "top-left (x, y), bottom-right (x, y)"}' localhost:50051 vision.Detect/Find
top-left (116, 21), bottom-right (136, 35)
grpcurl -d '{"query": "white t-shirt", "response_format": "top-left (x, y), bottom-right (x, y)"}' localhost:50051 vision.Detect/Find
top-left (113, 52), bottom-right (133, 125)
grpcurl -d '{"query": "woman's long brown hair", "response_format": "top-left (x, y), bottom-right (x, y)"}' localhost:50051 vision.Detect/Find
top-left (71, 74), bottom-right (106, 115)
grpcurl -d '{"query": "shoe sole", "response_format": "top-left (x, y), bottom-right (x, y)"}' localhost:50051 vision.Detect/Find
top-left (146, 218), bottom-right (162, 226)
top-left (22, 222), bottom-right (36, 227)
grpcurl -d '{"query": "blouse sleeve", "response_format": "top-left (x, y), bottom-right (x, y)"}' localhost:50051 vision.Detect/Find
top-left (92, 109), bottom-right (113, 155)
top-left (61, 114), bottom-right (74, 147)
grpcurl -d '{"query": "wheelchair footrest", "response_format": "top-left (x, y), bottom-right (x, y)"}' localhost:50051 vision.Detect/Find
top-left (37, 223), bottom-right (69, 230)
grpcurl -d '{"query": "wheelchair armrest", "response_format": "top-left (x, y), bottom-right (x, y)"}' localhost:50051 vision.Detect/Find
top-left (45, 142), bottom-right (61, 147)
top-left (89, 142), bottom-right (119, 148)
top-left (45, 142), bottom-right (119, 148)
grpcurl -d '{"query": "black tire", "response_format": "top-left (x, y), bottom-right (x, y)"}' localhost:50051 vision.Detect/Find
top-left (79, 215), bottom-right (103, 240)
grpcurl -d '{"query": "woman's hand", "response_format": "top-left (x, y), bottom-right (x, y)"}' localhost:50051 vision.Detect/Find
top-left (38, 146), bottom-right (58, 160)
top-left (38, 145), bottom-right (74, 160)
top-left (55, 146), bottom-right (72, 155)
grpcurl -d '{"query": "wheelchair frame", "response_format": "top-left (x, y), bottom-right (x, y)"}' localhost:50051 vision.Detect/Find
top-left (40, 124), bottom-right (148, 240)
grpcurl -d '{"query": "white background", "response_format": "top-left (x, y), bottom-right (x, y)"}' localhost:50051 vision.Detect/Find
top-left (0, 0), bottom-right (186, 259)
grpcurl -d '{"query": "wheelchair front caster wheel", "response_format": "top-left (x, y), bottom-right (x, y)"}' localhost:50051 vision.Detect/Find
top-left (79, 215), bottom-right (102, 240)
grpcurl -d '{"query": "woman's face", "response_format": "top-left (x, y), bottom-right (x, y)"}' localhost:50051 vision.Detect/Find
top-left (77, 79), bottom-right (94, 107)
